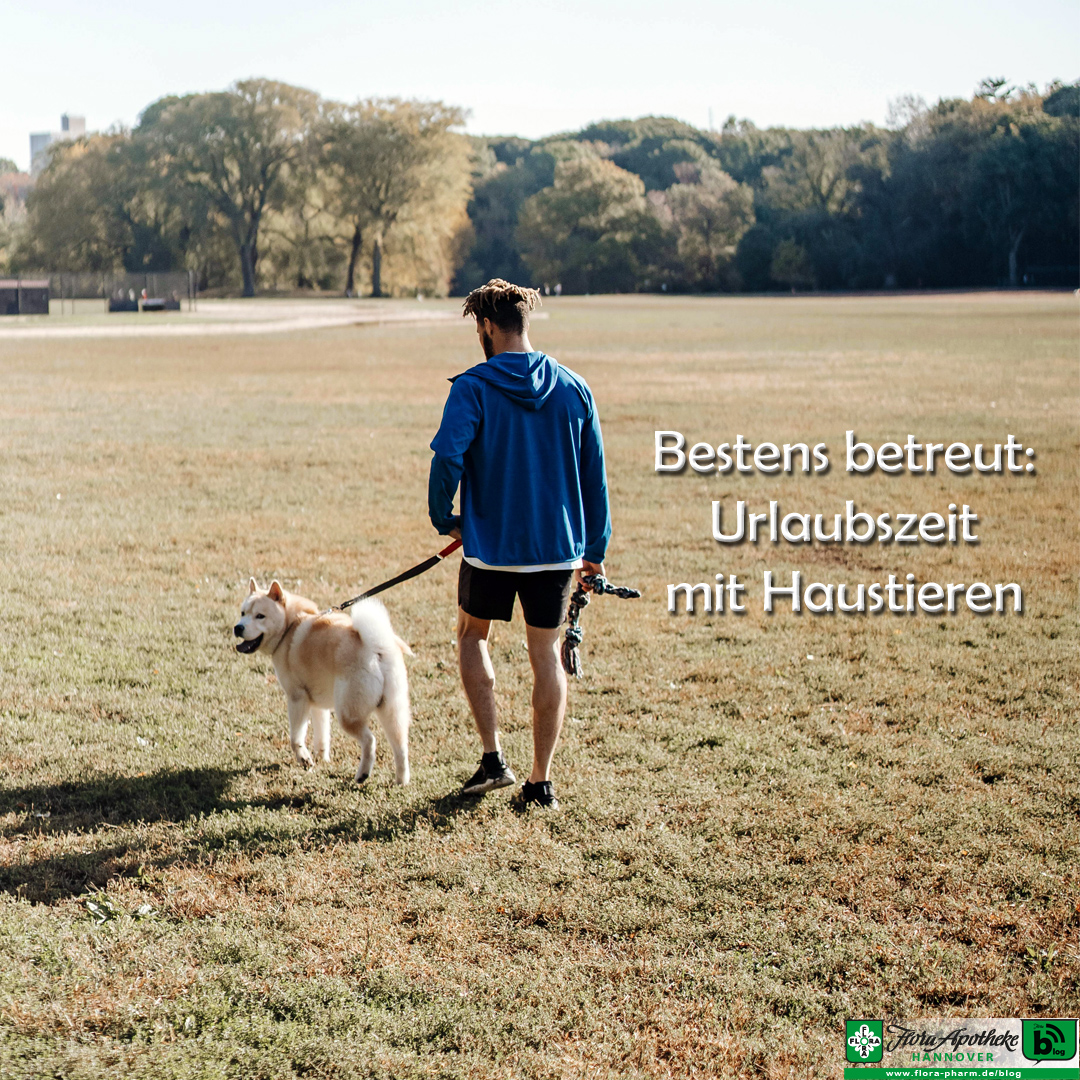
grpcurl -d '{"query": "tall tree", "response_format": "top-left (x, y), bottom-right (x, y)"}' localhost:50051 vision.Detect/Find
top-left (322, 99), bottom-right (469, 296)
top-left (15, 134), bottom-right (186, 272)
top-left (1042, 80), bottom-right (1080, 117)
top-left (138, 80), bottom-right (319, 296)
top-left (661, 161), bottom-right (755, 289)
top-left (967, 111), bottom-right (1074, 285)
top-left (12, 130), bottom-right (215, 277)
top-left (260, 131), bottom-right (341, 290)
top-left (875, 86), bottom-right (1078, 287)
top-left (452, 140), bottom-right (556, 294)
top-left (517, 154), bottom-right (665, 293)
top-left (17, 137), bottom-right (128, 272)
top-left (762, 126), bottom-right (884, 215)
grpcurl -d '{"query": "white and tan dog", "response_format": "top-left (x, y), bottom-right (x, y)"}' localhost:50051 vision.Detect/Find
top-left (234, 579), bottom-right (412, 785)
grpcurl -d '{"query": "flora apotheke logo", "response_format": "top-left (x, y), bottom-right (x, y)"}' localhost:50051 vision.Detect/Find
top-left (846, 1019), bottom-right (884, 1062)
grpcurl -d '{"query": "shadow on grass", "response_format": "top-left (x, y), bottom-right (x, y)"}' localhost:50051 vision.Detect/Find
top-left (0, 772), bottom-right (486, 903)
top-left (0, 765), bottom-right (272, 903)
top-left (0, 766), bottom-right (254, 834)
top-left (0, 841), bottom-right (142, 904)
top-left (325, 789), bottom-right (487, 844)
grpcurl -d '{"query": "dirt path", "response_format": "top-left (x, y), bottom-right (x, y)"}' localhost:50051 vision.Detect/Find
top-left (0, 300), bottom-right (458, 339)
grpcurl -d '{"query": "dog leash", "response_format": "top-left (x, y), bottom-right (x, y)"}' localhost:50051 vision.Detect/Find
top-left (561, 574), bottom-right (641, 678)
top-left (335, 539), bottom-right (463, 611)
top-left (330, 546), bottom-right (639, 677)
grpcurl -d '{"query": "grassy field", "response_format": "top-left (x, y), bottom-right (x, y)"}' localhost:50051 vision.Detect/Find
top-left (0, 292), bottom-right (1076, 1079)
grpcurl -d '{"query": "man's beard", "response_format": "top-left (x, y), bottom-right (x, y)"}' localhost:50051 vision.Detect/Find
top-left (481, 329), bottom-right (495, 359)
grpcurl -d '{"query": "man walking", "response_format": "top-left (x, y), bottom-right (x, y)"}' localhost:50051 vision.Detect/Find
top-left (428, 279), bottom-right (611, 809)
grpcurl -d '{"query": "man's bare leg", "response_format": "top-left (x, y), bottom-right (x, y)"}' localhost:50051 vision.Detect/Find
top-left (456, 608), bottom-right (500, 754)
top-left (525, 623), bottom-right (567, 783)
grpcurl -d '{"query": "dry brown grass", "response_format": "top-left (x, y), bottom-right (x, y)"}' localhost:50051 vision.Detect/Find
top-left (0, 292), bottom-right (1077, 1079)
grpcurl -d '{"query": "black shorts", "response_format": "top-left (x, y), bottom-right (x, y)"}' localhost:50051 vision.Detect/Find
top-left (458, 561), bottom-right (575, 628)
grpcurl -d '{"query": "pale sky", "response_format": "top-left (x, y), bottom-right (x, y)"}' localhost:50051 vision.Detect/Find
top-left (1, 0), bottom-right (1075, 171)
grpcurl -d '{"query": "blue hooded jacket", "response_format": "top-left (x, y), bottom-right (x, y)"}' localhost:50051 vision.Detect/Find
top-left (428, 351), bottom-right (611, 567)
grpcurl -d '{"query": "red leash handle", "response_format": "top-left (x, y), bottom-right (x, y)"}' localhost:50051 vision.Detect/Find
top-left (438, 538), bottom-right (463, 558)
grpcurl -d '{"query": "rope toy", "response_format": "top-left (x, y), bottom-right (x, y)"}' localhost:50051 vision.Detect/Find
top-left (561, 574), bottom-right (641, 678)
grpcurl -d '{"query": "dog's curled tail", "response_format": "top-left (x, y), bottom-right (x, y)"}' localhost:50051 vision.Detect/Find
top-left (350, 598), bottom-right (413, 655)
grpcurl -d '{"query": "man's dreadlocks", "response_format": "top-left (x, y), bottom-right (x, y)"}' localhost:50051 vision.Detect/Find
top-left (461, 279), bottom-right (542, 335)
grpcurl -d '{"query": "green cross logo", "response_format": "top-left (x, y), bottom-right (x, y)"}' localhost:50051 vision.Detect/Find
top-left (846, 1019), bottom-right (884, 1063)
top-left (1022, 1019), bottom-right (1077, 1063)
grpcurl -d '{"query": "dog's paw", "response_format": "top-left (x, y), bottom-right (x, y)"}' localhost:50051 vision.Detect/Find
top-left (294, 746), bottom-right (315, 769)
top-left (354, 768), bottom-right (370, 785)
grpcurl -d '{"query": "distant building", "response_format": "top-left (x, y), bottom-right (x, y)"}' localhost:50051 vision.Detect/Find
top-left (30, 114), bottom-right (86, 175)
top-left (0, 279), bottom-right (50, 316)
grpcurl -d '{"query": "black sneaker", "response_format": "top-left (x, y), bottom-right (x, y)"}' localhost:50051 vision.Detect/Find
top-left (519, 780), bottom-right (559, 810)
top-left (461, 751), bottom-right (517, 796)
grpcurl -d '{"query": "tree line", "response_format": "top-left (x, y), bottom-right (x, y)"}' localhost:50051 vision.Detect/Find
top-left (3, 81), bottom-right (471, 297)
top-left (456, 78), bottom-right (1078, 293)
top-left (2, 77), bottom-right (1076, 296)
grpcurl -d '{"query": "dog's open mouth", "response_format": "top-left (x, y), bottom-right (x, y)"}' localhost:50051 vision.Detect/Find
top-left (236, 635), bottom-right (263, 654)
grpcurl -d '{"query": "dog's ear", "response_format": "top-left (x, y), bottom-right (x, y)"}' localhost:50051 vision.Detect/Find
top-left (248, 577), bottom-right (259, 595)
top-left (267, 580), bottom-right (284, 603)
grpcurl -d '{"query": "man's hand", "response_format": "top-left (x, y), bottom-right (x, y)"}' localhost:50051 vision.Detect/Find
top-left (449, 527), bottom-right (462, 541)
top-left (577, 560), bottom-right (605, 592)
